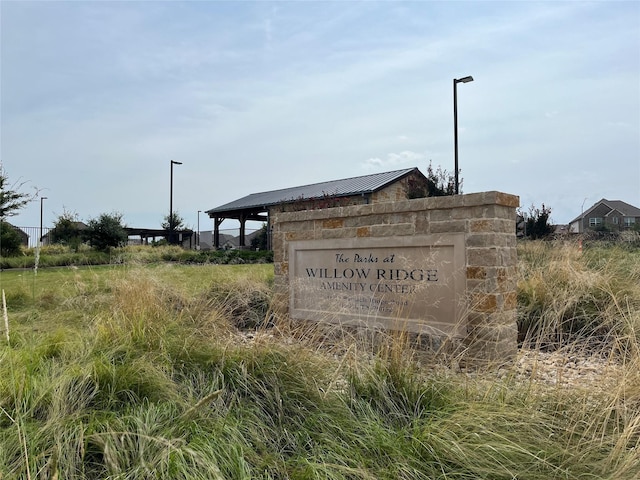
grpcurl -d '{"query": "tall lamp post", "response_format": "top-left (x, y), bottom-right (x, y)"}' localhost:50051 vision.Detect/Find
top-left (169, 160), bottom-right (182, 244)
top-left (197, 210), bottom-right (201, 250)
top-left (39, 196), bottom-right (47, 246)
top-left (453, 75), bottom-right (474, 195)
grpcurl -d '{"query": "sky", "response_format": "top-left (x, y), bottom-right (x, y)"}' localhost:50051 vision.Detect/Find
top-left (2, 0), bottom-right (639, 234)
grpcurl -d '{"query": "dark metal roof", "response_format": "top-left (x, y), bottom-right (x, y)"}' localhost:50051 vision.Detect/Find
top-left (206, 167), bottom-right (419, 216)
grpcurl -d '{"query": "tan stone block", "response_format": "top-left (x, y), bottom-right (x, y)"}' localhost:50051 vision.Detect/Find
top-left (356, 226), bottom-right (371, 237)
top-left (369, 202), bottom-right (395, 214)
top-left (393, 199), bottom-right (412, 210)
top-left (466, 311), bottom-right (490, 328)
top-left (430, 220), bottom-right (467, 233)
top-left (391, 212), bottom-right (414, 224)
top-left (344, 213), bottom-right (384, 227)
top-left (470, 293), bottom-right (498, 313)
top-left (431, 209), bottom-right (454, 222)
top-left (500, 248), bottom-right (517, 267)
top-left (351, 204), bottom-right (373, 217)
top-left (466, 233), bottom-right (513, 248)
top-left (274, 261), bottom-right (289, 276)
top-left (322, 227), bottom-right (355, 239)
top-left (493, 205), bottom-right (517, 219)
top-left (465, 279), bottom-right (485, 293)
top-left (414, 214), bottom-right (430, 234)
top-left (497, 218), bottom-right (516, 234)
top-left (370, 223), bottom-right (414, 237)
top-left (284, 220), bottom-right (313, 232)
top-left (504, 291), bottom-right (517, 309)
top-left (408, 197), bottom-right (428, 210)
top-left (466, 266), bottom-right (487, 279)
top-left (467, 247), bottom-right (499, 266)
top-left (285, 231), bottom-right (316, 241)
top-left (496, 192), bottom-right (520, 208)
top-left (461, 191), bottom-right (489, 207)
top-left (469, 219), bottom-right (498, 232)
top-left (322, 218), bottom-right (344, 229)
top-left (431, 194), bottom-right (464, 208)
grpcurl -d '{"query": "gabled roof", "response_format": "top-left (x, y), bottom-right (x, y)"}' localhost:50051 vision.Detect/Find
top-left (569, 199), bottom-right (640, 224)
top-left (206, 167), bottom-right (421, 215)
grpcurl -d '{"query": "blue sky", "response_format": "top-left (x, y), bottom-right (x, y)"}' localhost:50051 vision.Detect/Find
top-left (2, 0), bottom-right (639, 232)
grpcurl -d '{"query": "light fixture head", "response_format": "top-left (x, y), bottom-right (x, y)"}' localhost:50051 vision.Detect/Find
top-left (456, 75), bottom-right (474, 84)
top-left (171, 160), bottom-right (183, 165)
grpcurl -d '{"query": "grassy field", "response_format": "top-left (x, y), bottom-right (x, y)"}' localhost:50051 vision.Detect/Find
top-left (0, 243), bottom-right (638, 479)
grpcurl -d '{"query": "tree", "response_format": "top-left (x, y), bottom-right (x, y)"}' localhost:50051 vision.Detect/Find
top-left (84, 212), bottom-right (128, 252)
top-left (0, 165), bottom-right (37, 218)
top-left (1, 167), bottom-right (36, 258)
top-left (520, 203), bottom-right (554, 239)
top-left (50, 209), bottom-right (84, 251)
top-left (161, 211), bottom-right (185, 231)
top-left (406, 162), bottom-right (459, 199)
top-left (250, 224), bottom-right (269, 250)
top-left (162, 211), bottom-right (185, 245)
top-left (0, 222), bottom-right (23, 256)
top-left (425, 161), bottom-right (458, 197)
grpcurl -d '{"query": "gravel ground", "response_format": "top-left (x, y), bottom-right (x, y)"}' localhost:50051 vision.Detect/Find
top-left (496, 347), bottom-right (626, 388)
top-left (239, 330), bottom-right (629, 390)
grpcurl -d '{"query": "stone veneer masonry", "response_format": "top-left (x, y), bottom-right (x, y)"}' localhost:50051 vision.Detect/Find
top-left (272, 191), bottom-right (519, 363)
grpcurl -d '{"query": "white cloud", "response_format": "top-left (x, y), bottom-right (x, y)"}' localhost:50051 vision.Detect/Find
top-left (361, 151), bottom-right (426, 170)
top-left (3, 1), bottom-right (638, 229)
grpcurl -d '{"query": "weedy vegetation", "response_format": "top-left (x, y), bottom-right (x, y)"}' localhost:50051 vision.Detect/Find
top-left (0, 242), bottom-right (638, 479)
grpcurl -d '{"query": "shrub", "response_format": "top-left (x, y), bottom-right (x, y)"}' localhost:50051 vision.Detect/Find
top-left (84, 212), bottom-right (128, 252)
top-left (0, 221), bottom-right (23, 256)
top-left (49, 210), bottom-right (84, 251)
top-left (519, 203), bottom-right (554, 239)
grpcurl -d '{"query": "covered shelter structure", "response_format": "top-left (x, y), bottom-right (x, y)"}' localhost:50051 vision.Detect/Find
top-left (125, 227), bottom-right (194, 248)
top-left (205, 167), bottom-right (430, 250)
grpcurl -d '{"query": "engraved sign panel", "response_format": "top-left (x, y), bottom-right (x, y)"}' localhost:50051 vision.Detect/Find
top-left (289, 234), bottom-right (466, 336)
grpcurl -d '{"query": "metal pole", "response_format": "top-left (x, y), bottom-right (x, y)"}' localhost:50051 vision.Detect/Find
top-left (453, 79), bottom-right (459, 195)
top-left (40, 196), bottom-right (47, 246)
top-left (197, 210), bottom-right (201, 249)
top-left (169, 160), bottom-right (182, 243)
top-left (453, 76), bottom-right (474, 195)
top-left (170, 162), bottom-right (174, 227)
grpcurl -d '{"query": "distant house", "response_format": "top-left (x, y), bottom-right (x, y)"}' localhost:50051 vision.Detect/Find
top-left (218, 233), bottom-right (238, 250)
top-left (569, 199), bottom-right (640, 233)
top-left (205, 167), bottom-right (431, 250)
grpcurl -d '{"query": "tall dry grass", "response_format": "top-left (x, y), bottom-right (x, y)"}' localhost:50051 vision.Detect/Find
top-left (517, 240), bottom-right (640, 355)
top-left (0, 245), bottom-right (638, 479)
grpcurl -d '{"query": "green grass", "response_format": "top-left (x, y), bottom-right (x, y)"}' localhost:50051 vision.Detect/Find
top-left (1, 244), bottom-right (273, 269)
top-left (0, 244), bottom-right (638, 479)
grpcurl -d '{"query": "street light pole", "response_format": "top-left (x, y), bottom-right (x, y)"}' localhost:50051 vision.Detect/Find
top-left (40, 196), bottom-right (47, 246)
top-left (197, 210), bottom-right (201, 250)
top-left (169, 160), bottom-right (182, 243)
top-left (453, 75), bottom-right (474, 195)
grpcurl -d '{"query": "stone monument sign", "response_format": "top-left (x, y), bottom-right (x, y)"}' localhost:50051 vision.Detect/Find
top-left (273, 191), bottom-right (519, 362)
top-left (289, 234), bottom-right (465, 336)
